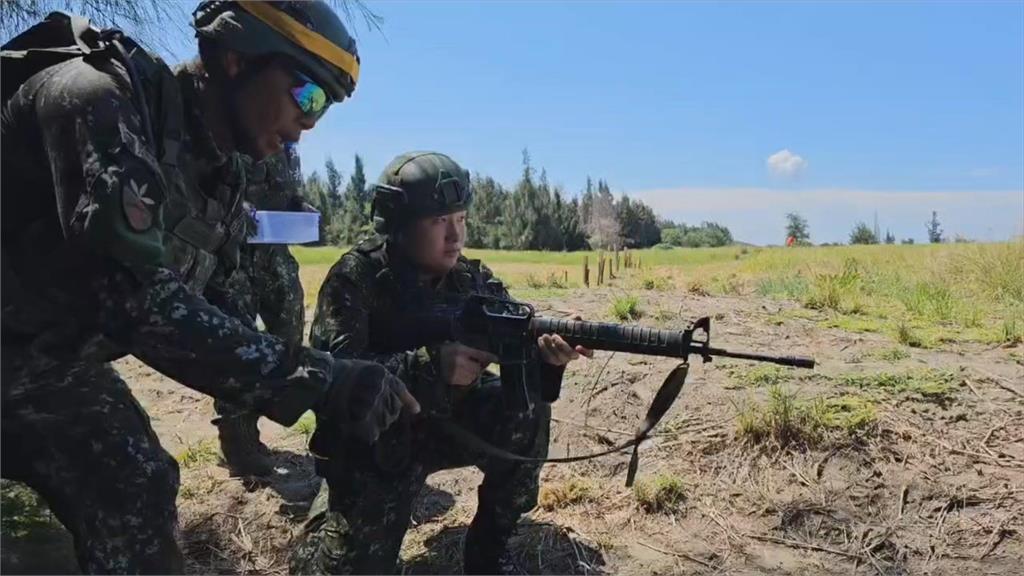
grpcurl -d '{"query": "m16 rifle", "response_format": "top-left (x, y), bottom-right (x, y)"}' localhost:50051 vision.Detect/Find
top-left (376, 294), bottom-right (815, 485)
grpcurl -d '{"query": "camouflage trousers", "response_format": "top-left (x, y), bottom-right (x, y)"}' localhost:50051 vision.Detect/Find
top-left (1, 347), bottom-right (183, 573)
top-left (289, 376), bottom-right (551, 575)
top-left (213, 244), bottom-right (305, 420)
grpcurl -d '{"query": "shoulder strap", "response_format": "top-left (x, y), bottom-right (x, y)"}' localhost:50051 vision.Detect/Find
top-left (1, 12), bottom-right (102, 103)
top-left (1, 11), bottom-right (182, 169)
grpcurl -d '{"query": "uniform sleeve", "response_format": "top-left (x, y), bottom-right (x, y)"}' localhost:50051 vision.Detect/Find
top-left (36, 57), bottom-right (166, 268)
top-left (255, 245), bottom-right (306, 349)
top-left (33, 58), bottom-right (329, 425)
top-left (310, 253), bottom-right (425, 380)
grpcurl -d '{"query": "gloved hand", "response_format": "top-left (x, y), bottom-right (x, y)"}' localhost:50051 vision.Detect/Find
top-left (316, 359), bottom-right (420, 444)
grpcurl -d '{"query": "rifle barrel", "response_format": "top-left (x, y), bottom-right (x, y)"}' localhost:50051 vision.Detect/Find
top-left (529, 317), bottom-right (814, 369)
top-left (704, 347), bottom-right (816, 369)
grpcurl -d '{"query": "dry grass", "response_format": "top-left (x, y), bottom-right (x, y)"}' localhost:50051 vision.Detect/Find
top-left (538, 477), bottom-right (599, 511)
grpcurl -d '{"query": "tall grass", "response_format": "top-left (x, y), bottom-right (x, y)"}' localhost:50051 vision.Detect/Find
top-left (292, 242), bottom-right (1024, 345)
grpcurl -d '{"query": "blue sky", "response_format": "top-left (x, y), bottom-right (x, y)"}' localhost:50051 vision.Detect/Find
top-left (145, 1), bottom-right (1022, 244)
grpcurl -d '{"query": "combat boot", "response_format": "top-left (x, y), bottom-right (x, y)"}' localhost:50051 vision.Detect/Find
top-left (215, 412), bottom-right (274, 477)
top-left (463, 512), bottom-right (524, 575)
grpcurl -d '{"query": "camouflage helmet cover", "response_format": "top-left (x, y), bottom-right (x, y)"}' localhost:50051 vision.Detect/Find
top-left (372, 151), bottom-right (473, 232)
top-left (192, 1), bottom-right (359, 100)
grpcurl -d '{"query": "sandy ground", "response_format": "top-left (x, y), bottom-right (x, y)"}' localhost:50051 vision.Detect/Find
top-left (3, 287), bottom-right (1022, 575)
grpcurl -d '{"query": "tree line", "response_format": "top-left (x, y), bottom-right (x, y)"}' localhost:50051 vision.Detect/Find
top-left (786, 210), bottom-right (956, 246)
top-left (298, 151), bottom-right (736, 250)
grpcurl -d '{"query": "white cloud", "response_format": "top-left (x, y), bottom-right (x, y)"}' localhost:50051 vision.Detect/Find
top-left (766, 149), bottom-right (808, 178)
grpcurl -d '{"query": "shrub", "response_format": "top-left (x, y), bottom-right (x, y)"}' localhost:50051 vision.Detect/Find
top-left (633, 474), bottom-right (687, 513)
top-left (610, 295), bottom-right (643, 321)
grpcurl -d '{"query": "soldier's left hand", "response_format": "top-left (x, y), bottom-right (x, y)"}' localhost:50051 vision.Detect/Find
top-left (537, 334), bottom-right (593, 366)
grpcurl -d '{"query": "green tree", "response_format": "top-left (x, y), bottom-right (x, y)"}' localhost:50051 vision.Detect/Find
top-left (533, 169), bottom-right (561, 249)
top-left (466, 174), bottom-right (507, 249)
top-left (563, 197), bottom-right (587, 250)
top-left (578, 176), bottom-right (595, 230)
top-left (849, 222), bottom-right (879, 245)
top-left (551, 187), bottom-right (586, 250)
top-left (661, 222), bottom-right (733, 247)
top-left (333, 154), bottom-right (370, 245)
top-left (660, 227), bottom-right (685, 246)
top-left (302, 170), bottom-right (331, 245)
top-left (785, 212), bottom-right (810, 244)
top-left (324, 156), bottom-right (344, 212)
top-left (926, 211), bottom-right (943, 243)
top-left (501, 150), bottom-right (543, 249)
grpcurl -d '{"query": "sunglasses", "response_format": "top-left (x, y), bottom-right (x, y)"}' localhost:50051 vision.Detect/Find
top-left (289, 69), bottom-right (332, 120)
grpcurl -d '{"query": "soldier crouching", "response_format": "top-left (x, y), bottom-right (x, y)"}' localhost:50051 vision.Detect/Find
top-left (290, 151), bottom-right (590, 575)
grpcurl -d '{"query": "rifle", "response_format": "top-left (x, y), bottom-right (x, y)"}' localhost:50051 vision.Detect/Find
top-left (375, 294), bottom-right (816, 485)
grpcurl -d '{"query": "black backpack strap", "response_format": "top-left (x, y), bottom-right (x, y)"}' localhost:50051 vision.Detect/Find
top-left (1, 12), bottom-right (103, 103)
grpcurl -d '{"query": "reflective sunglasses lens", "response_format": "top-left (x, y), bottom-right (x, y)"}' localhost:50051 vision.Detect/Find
top-left (290, 83), bottom-right (328, 117)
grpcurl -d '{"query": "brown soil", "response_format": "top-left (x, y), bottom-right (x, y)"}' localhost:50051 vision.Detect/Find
top-left (4, 288), bottom-right (1022, 575)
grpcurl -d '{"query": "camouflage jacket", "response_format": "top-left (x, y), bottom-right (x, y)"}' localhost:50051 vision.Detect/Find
top-left (310, 236), bottom-right (492, 373)
top-left (1, 52), bottom-right (327, 425)
top-left (310, 235), bottom-right (563, 412)
top-left (160, 61), bottom-right (252, 295)
top-left (247, 144), bottom-right (307, 212)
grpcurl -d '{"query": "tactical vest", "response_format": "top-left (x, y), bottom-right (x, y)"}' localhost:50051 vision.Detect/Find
top-left (160, 141), bottom-right (251, 294)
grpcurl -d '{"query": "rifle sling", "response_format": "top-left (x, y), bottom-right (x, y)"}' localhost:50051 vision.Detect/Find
top-left (434, 362), bottom-right (690, 487)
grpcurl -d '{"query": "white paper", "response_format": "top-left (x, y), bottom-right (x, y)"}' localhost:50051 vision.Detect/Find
top-left (247, 211), bottom-right (320, 244)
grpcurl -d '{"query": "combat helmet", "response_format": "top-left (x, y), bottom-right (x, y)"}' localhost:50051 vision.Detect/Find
top-left (371, 151), bottom-right (473, 233)
top-left (192, 0), bottom-right (359, 101)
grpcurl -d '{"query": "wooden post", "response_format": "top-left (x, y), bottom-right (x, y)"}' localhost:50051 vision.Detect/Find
top-left (614, 248), bottom-right (620, 273)
top-left (563, 269), bottom-right (568, 284)
top-left (583, 256), bottom-right (590, 287)
top-left (597, 253), bottom-right (604, 285)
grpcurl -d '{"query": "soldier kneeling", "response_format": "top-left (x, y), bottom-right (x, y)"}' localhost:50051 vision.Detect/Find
top-left (291, 151), bottom-right (590, 575)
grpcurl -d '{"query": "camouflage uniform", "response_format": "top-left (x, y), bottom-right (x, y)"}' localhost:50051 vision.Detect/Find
top-left (212, 149), bottom-right (309, 473)
top-left (0, 5), bottom-right (403, 572)
top-left (290, 235), bottom-right (559, 574)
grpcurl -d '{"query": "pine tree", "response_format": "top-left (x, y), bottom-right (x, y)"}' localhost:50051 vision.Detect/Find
top-left (324, 157), bottom-right (344, 211)
top-left (926, 211), bottom-right (943, 243)
top-left (562, 196), bottom-right (587, 250)
top-left (579, 176), bottom-right (595, 231)
top-left (502, 149), bottom-right (545, 249)
top-left (466, 174), bottom-right (507, 248)
top-left (334, 154), bottom-right (370, 245)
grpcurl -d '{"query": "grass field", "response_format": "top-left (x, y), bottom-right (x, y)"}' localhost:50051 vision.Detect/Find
top-left (4, 240), bottom-right (1022, 575)
top-left (295, 241), bottom-right (1024, 347)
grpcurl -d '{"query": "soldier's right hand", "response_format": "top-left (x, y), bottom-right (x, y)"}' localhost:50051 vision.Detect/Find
top-left (319, 359), bottom-right (420, 443)
top-left (438, 342), bottom-right (498, 387)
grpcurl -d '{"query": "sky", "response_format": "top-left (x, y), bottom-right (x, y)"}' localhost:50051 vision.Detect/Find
top-left (145, 1), bottom-right (1021, 245)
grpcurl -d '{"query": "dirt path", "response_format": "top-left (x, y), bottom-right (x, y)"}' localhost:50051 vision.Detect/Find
top-left (4, 288), bottom-right (1022, 575)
